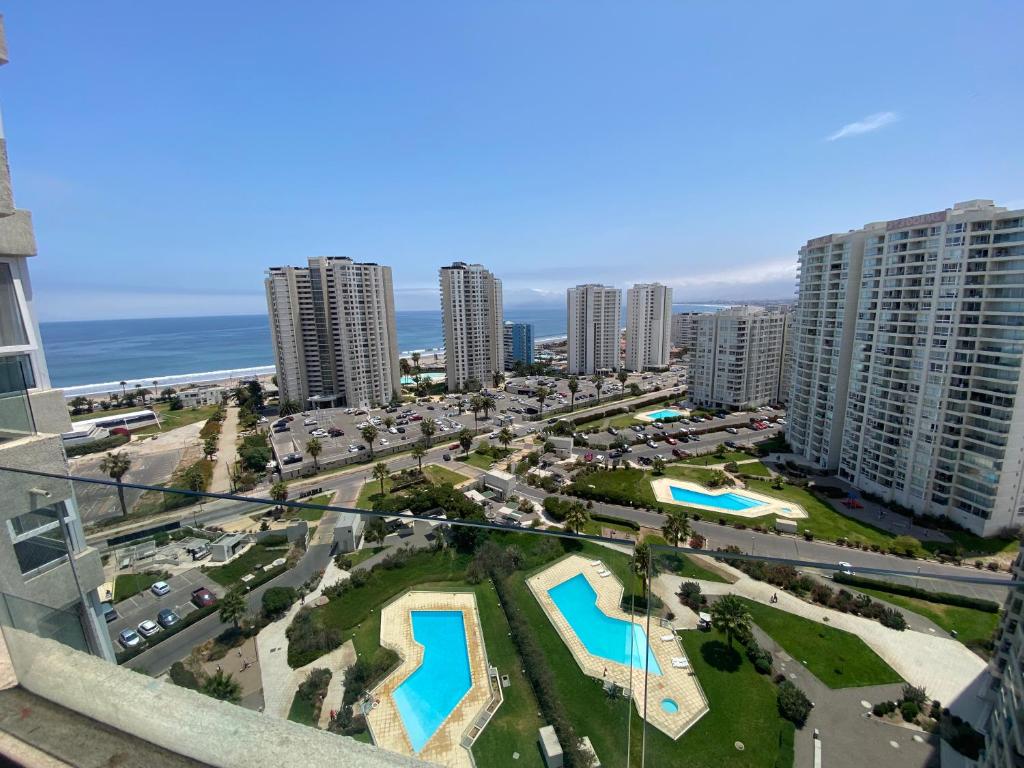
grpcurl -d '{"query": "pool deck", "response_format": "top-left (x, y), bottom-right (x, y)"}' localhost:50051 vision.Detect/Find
top-left (635, 408), bottom-right (689, 423)
top-left (367, 591), bottom-right (498, 768)
top-left (651, 477), bottom-right (808, 519)
top-left (527, 554), bottom-right (708, 740)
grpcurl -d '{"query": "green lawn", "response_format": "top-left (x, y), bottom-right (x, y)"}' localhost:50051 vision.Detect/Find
top-left (287, 690), bottom-right (318, 727)
top-left (456, 449), bottom-right (510, 470)
top-left (283, 493), bottom-right (335, 521)
top-left (924, 530), bottom-right (1019, 559)
top-left (734, 460), bottom-right (772, 478)
top-left (205, 543), bottom-right (289, 588)
top-left (422, 463), bottom-right (471, 486)
top-left (644, 537), bottom-right (730, 583)
top-left (739, 598), bottom-right (902, 688)
top-left (574, 412), bottom-right (641, 432)
top-left (123, 403), bottom-right (221, 435)
top-left (844, 584), bottom-right (999, 657)
top-left (346, 546), bottom-right (386, 568)
top-left (681, 450), bottom-right (752, 466)
top-left (355, 464), bottom-right (471, 510)
top-left (113, 571), bottom-right (169, 601)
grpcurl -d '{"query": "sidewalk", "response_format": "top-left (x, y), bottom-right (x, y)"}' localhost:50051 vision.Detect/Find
top-left (209, 405), bottom-right (241, 494)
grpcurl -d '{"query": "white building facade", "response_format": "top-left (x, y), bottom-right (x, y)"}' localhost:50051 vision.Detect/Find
top-left (789, 200), bottom-right (1024, 536)
top-left (671, 312), bottom-right (703, 352)
top-left (689, 306), bottom-right (789, 410)
top-left (265, 257), bottom-right (401, 409)
top-left (439, 262), bottom-right (504, 391)
top-left (567, 284), bottom-right (621, 375)
top-left (625, 283), bottom-right (672, 371)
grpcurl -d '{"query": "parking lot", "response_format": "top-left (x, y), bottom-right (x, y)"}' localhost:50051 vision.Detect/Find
top-left (105, 567), bottom-right (225, 649)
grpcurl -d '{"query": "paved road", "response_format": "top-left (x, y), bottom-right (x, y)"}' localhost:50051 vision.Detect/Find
top-left (125, 512), bottom-right (339, 676)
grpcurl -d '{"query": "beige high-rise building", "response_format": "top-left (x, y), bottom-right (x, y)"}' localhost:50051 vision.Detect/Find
top-left (0, 20), bottom-right (113, 662)
top-left (689, 306), bottom-right (789, 410)
top-left (790, 200), bottom-right (1024, 536)
top-left (265, 257), bottom-right (401, 409)
top-left (983, 550), bottom-right (1024, 768)
top-left (439, 262), bottom-right (503, 391)
top-left (625, 283), bottom-right (672, 371)
top-left (567, 284), bottom-right (621, 375)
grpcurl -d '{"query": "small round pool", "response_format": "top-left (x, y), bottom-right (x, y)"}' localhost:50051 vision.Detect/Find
top-left (661, 698), bottom-right (679, 714)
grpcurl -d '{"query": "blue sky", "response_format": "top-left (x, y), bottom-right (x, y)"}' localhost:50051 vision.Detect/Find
top-left (4, 1), bottom-right (1022, 321)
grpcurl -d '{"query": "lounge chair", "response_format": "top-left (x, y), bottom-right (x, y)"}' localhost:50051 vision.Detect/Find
top-left (589, 559), bottom-right (603, 567)
top-left (671, 657), bottom-right (689, 669)
top-left (598, 569), bottom-right (612, 577)
top-left (660, 633), bottom-right (674, 642)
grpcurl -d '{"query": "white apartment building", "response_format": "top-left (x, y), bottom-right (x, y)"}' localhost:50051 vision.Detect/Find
top-left (689, 306), bottom-right (789, 410)
top-left (671, 311), bottom-right (703, 352)
top-left (439, 262), bottom-right (504, 391)
top-left (265, 257), bottom-right (401, 409)
top-left (0, 21), bottom-right (113, 662)
top-left (983, 551), bottom-right (1024, 768)
top-left (567, 284), bottom-right (621, 375)
top-left (625, 283), bottom-right (672, 371)
top-left (790, 200), bottom-right (1024, 536)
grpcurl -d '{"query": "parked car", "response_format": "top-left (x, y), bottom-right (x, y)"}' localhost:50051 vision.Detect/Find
top-left (672, 448), bottom-right (682, 458)
top-left (157, 608), bottom-right (180, 628)
top-left (118, 628), bottom-right (142, 649)
top-left (328, 427), bottom-right (344, 437)
top-left (646, 439), bottom-right (657, 448)
top-left (837, 561), bottom-right (854, 576)
top-left (101, 603), bottom-right (118, 623)
top-left (443, 453), bottom-right (452, 461)
top-left (150, 580), bottom-right (171, 597)
top-left (666, 437), bottom-right (677, 445)
top-left (726, 427), bottom-right (739, 434)
top-left (137, 619), bottom-right (160, 638)
top-left (191, 587), bottom-right (216, 608)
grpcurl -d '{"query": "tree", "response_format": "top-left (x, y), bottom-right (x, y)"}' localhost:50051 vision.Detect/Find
top-left (470, 395), bottom-right (486, 430)
top-left (306, 437), bottom-right (323, 471)
top-left (383, 416), bottom-right (395, 432)
top-left (169, 396), bottom-right (183, 411)
top-left (564, 501), bottom-right (589, 534)
top-left (159, 387), bottom-right (177, 401)
top-left (464, 378), bottom-right (482, 393)
top-left (365, 516), bottom-right (388, 545)
top-left (399, 358), bottom-right (411, 377)
top-left (68, 395), bottom-right (90, 415)
top-left (592, 375), bottom-right (604, 404)
top-left (262, 586), bottom-right (297, 619)
top-left (119, 381), bottom-right (127, 399)
top-left (632, 541), bottom-right (652, 587)
top-left (219, 587), bottom-right (247, 628)
top-left (361, 425), bottom-right (379, 457)
top-left (777, 680), bottom-right (812, 726)
top-left (535, 386), bottom-right (550, 414)
top-left (617, 369), bottom-right (628, 392)
top-left (411, 444), bottom-right (426, 473)
top-left (279, 399), bottom-right (302, 416)
top-left (135, 384), bottom-right (149, 406)
top-left (99, 452), bottom-right (132, 516)
top-left (661, 509), bottom-right (691, 548)
top-left (567, 376), bottom-right (579, 411)
top-left (411, 351), bottom-right (421, 372)
top-left (480, 395), bottom-right (493, 420)
top-left (710, 594), bottom-right (752, 647)
top-left (651, 456), bottom-right (666, 475)
top-left (419, 418), bottom-right (436, 446)
top-left (497, 427), bottom-right (514, 451)
top-left (203, 435), bottom-right (218, 460)
top-left (492, 371), bottom-right (504, 389)
top-left (270, 481), bottom-right (288, 511)
top-left (201, 669), bottom-right (242, 704)
top-left (458, 428), bottom-right (473, 456)
top-left (180, 463), bottom-right (206, 492)
top-left (372, 462), bottom-right (389, 497)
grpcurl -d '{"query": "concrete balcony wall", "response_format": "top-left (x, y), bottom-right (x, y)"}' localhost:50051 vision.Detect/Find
top-left (28, 388), bottom-right (72, 436)
top-left (0, 210), bottom-right (36, 257)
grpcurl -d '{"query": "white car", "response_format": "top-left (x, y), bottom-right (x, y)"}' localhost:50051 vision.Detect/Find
top-left (837, 561), bottom-right (854, 575)
top-left (776, 418), bottom-right (787, 425)
top-left (150, 581), bottom-right (171, 597)
top-left (137, 619), bottom-right (160, 638)
top-left (380, 438), bottom-right (389, 445)
top-left (388, 427), bottom-right (398, 434)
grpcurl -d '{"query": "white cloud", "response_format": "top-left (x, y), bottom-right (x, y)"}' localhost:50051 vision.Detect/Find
top-left (826, 111), bottom-right (899, 141)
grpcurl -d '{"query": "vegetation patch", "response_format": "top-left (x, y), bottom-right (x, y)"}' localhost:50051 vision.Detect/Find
top-left (205, 542), bottom-right (290, 588)
top-left (114, 570), bottom-right (170, 601)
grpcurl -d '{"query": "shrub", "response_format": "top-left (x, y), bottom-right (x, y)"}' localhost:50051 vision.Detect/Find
top-left (833, 573), bottom-right (1000, 613)
top-left (297, 668), bottom-right (332, 702)
top-left (900, 700), bottom-right (920, 722)
top-left (891, 535), bottom-right (922, 557)
top-left (746, 642), bottom-right (773, 675)
top-left (286, 608), bottom-right (342, 667)
top-left (66, 432), bottom-right (130, 457)
top-left (777, 680), bottom-right (812, 726)
top-left (678, 581), bottom-right (704, 610)
top-left (262, 586), bottom-right (298, 619)
top-left (901, 684), bottom-right (928, 708)
top-left (168, 661), bottom-right (200, 690)
top-left (872, 700), bottom-right (897, 717)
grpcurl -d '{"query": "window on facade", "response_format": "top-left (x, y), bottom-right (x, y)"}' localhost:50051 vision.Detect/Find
top-left (7, 503), bottom-right (69, 576)
top-left (0, 263), bottom-right (29, 347)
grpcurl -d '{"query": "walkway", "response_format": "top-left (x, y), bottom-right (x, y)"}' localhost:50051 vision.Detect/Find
top-left (209, 405), bottom-right (240, 493)
top-left (651, 560), bottom-right (991, 722)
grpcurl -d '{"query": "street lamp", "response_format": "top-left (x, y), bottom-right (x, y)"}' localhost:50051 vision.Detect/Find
top-left (751, 535), bottom-right (756, 556)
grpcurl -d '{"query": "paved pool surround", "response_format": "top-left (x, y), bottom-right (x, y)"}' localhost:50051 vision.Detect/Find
top-left (527, 554), bottom-right (709, 740)
top-left (636, 407), bottom-right (689, 423)
top-left (651, 477), bottom-right (808, 519)
top-left (367, 591), bottom-right (497, 768)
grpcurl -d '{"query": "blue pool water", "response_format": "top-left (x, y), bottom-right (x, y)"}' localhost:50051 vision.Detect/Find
top-left (661, 698), bottom-right (679, 713)
top-left (646, 408), bottom-right (683, 421)
top-left (668, 485), bottom-right (767, 511)
top-left (400, 372), bottom-right (447, 385)
top-left (548, 574), bottom-right (662, 674)
top-left (392, 611), bottom-right (472, 753)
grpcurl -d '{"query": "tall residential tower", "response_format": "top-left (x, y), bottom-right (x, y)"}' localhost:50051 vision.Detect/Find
top-left (567, 284), bottom-right (621, 375)
top-left (265, 257), bottom-right (401, 409)
top-left (439, 263), bottom-right (504, 391)
top-left (625, 283), bottom-right (672, 371)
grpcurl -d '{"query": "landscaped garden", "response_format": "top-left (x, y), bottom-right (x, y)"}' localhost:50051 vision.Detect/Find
top-left (205, 539), bottom-right (291, 588)
top-left (114, 569), bottom-right (170, 601)
top-left (355, 463), bottom-right (471, 509)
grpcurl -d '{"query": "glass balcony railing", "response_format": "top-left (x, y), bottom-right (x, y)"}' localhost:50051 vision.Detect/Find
top-left (0, 463), bottom-right (1018, 767)
top-left (0, 353), bottom-right (35, 442)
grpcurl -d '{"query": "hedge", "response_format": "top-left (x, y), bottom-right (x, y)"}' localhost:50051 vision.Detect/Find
top-left (833, 573), bottom-right (1001, 613)
top-left (66, 432), bottom-right (130, 457)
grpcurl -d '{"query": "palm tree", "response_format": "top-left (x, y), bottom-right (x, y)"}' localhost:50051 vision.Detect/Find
top-left (632, 541), bottom-right (652, 589)
top-left (372, 462), bottom-right (389, 496)
top-left (119, 381), bottom-right (127, 399)
top-left (270, 481), bottom-right (288, 511)
top-left (458, 428), bottom-right (472, 456)
top-left (567, 376), bottom-right (579, 411)
top-left (419, 418), bottom-right (436, 447)
top-left (564, 501), bottom-right (589, 534)
top-left (617, 369), bottom-right (628, 393)
top-left (469, 395), bottom-right (485, 430)
top-left (361, 425), bottom-right (379, 457)
top-left (661, 509), bottom-right (691, 548)
top-left (306, 437), bottom-right (322, 471)
top-left (592, 375), bottom-right (604, 405)
top-left (709, 594), bottom-right (752, 647)
top-left (492, 371), bottom-right (504, 389)
top-left (99, 452), bottom-right (132, 517)
top-left (399, 358), bottom-right (411, 377)
top-left (497, 427), bottom-right (514, 452)
top-left (365, 516), bottom-right (388, 544)
top-left (535, 386), bottom-right (550, 415)
top-left (383, 416), bottom-right (395, 433)
top-left (411, 351), bottom-right (421, 372)
top-left (135, 384), bottom-right (146, 406)
top-left (480, 396), bottom-right (492, 420)
top-left (201, 669), bottom-right (242, 703)
top-left (411, 444), bottom-right (426, 472)
top-left (219, 587), bottom-right (247, 628)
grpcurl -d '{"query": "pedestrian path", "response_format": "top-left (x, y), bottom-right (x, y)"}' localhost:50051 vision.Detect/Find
top-left (209, 405), bottom-right (240, 493)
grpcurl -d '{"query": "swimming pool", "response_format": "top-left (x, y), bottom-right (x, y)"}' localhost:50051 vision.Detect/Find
top-left (400, 372), bottom-right (447, 386)
top-left (392, 611), bottom-right (472, 753)
top-left (548, 574), bottom-right (662, 674)
top-left (646, 408), bottom-right (683, 421)
top-left (668, 485), bottom-right (767, 511)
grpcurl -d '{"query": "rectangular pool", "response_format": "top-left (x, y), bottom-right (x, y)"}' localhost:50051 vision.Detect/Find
top-left (548, 574), bottom-right (661, 674)
top-left (646, 408), bottom-right (682, 421)
top-left (392, 610), bottom-right (472, 753)
top-left (668, 485), bottom-right (766, 511)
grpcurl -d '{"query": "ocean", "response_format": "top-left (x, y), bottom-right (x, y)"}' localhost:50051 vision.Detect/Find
top-left (41, 303), bottom-right (726, 395)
